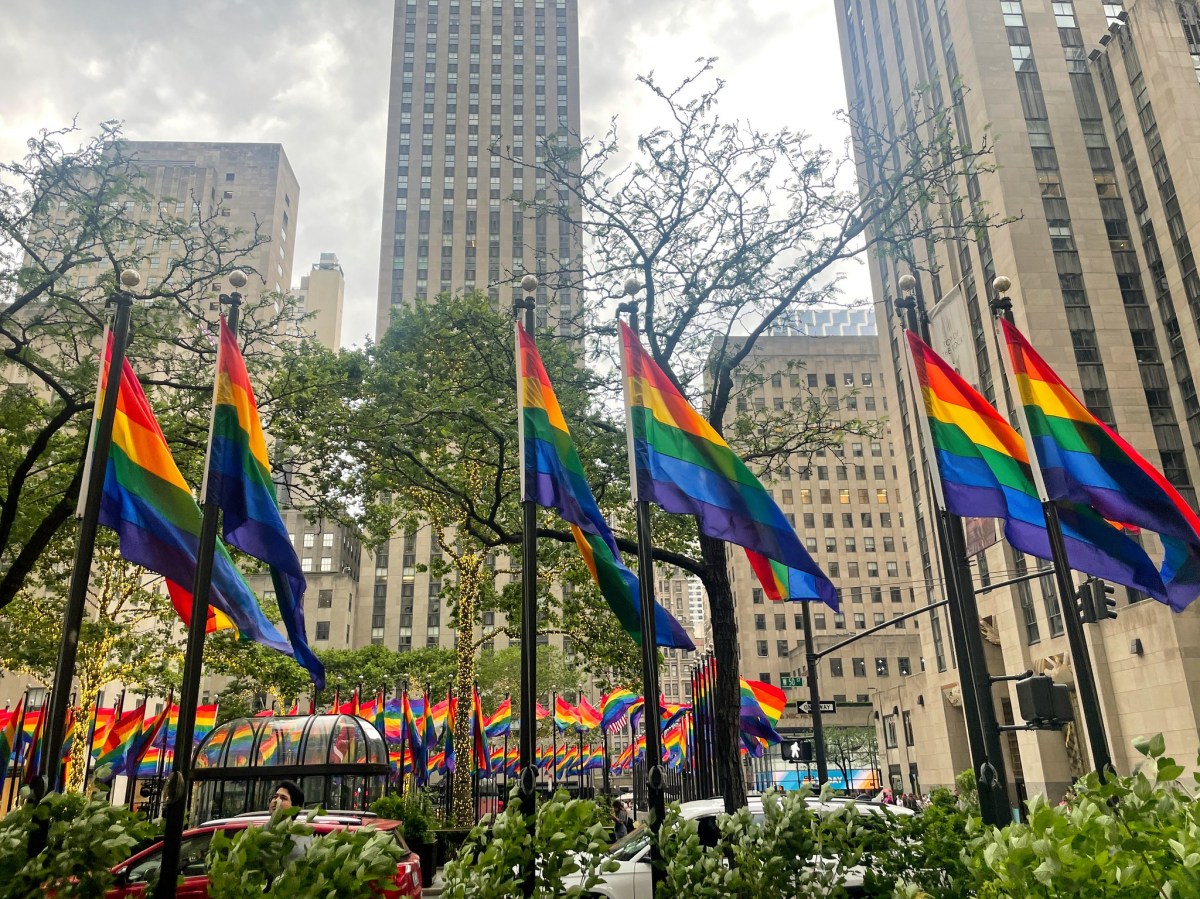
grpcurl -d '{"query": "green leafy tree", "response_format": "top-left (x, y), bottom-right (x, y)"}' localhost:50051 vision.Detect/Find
top-left (507, 62), bottom-right (995, 810)
top-left (823, 726), bottom-right (879, 792)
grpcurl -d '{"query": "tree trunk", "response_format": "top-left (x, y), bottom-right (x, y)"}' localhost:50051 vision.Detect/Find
top-left (699, 533), bottom-right (746, 813)
top-left (451, 554), bottom-right (481, 827)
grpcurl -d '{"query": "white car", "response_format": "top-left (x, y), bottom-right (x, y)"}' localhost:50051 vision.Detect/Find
top-left (571, 795), bottom-right (914, 899)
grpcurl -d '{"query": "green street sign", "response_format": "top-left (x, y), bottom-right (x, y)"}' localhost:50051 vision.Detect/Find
top-left (780, 676), bottom-right (806, 688)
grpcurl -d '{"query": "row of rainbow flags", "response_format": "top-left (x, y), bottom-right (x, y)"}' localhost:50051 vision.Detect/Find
top-left (905, 320), bottom-right (1200, 611)
top-left (0, 696), bottom-right (217, 791)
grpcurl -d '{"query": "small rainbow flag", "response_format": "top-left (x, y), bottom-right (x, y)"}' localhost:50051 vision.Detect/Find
top-left (907, 330), bottom-right (1166, 599)
top-left (553, 696), bottom-right (580, 732)
top-left (600, 689), bottom-right (638, 733)
top-left (518, 323), bottom-right (693, 648)
top-left (472, 686), bottom-right (490, 772)
top-left (195, 704), bottom-right (218, 744)
top-left (94, 705), bottom-right (144, 780)
top-left (0, 698), bottom-right (24, 784)
top-left (1002, 319), bottom-right (1200, 610)
top-left (575, 696), bottom-right (601, 732)
top-left (484, 697), bottom-right (512, 738)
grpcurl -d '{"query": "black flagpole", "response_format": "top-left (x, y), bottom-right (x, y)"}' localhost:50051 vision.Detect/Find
top-left (156, 271), bottom-right (248, 899)
top-left (37, 271), bottom-right (140, 798)
top-left (398, 680), bottom-right (409, 796)
top-left (618, 287), bottom-right (667, 894)
top-left (515, 274), bottom-right (539, 898)
top-left (990, 283), bottom-right (1112, 777)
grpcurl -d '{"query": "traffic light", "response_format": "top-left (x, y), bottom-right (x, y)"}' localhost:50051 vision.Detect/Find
top-left (1015, 674), bottom-right (1074, 728)
top-left (1076, 580), bottom-right (1097, 624)
top-left (1076, 578), bottom-right (1117, 624)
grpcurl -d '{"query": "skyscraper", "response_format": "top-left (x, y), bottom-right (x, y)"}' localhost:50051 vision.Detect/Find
top-left (375, 0), bottom-right (582, 337)
top-left (367, 0), bottom-right (583, 657)
top-left (837, 0), bottom-right (1200, 801)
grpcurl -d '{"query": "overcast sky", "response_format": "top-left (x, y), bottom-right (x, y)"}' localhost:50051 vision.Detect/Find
top-left (0, 0), bottom-right (854, 347)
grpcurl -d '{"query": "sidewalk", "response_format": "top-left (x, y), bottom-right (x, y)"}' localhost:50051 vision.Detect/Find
top-left (421, 869), bottom-right (446, 896)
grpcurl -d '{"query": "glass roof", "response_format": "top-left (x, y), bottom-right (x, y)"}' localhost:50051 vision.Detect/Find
top-left (194, 714), bottom-right (387, 771)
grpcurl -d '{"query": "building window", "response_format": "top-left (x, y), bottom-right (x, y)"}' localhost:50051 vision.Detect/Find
top-left (898, 657), bottom-right (911, 676)
top-left (830, 658), bottom-right (844, 677)
top-left (321, 557), bottom-right (333, 572)
top-left (301, 558), bottom-right (313, 572)
top-left (875, 657), bottom-right (889, 677)
top-left (776, 640), bottom-right (789, 657)
top-left (317, 589), bottom-right (333, 608)
top-left (304, 533), bottom-right (315, 548)
top-left (883, 716), bottom-right (898, 749)
top-left (902, 711), bottom-right (915, 746)
top-left (755, 614), bottom-right (766, 630)
top-left (756, 640), bottom-right (769, 657)
top-left (752, 588), bottom-right (763, 604)
top-left (323, 533), bottom-right (335, 548)
top-left (852, 658), bottom-right (866, 677)
top-left (315, 621), bottom-right (330, 641)
top-left (853, 613), bottom-right (866, 629)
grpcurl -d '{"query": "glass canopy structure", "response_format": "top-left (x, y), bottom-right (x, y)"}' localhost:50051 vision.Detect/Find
top-left (191, 714), bottom-right (389, 821)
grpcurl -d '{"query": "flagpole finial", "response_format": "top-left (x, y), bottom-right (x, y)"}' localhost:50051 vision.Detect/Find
top-left (623, 278), bottom-right (642, 298)
top-left (990, 275), bottom-right (1014, 319)
top-left (227, 270), bottom-right (248, 289)
top-left (898, 273), bottom-right (916, 295)
top-left (120, 268), bottom-right (142, 289)
top-left (521, 273), bottom-right (539, 293)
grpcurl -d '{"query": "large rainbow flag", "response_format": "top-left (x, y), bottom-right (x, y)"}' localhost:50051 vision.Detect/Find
top-left (517, 323), bottom-right (693, 648)
top-left (620, 323), bottom-right (837, 608)
top-left (553, 696), bottom-right (580, 732)
top-left (906, 331), bottom-right (1167, 598)
top-left (208, 318), bottom-right (325, 687)
top-left (484, 697), bottom-right (512, 738)
top-left (1002, 319), bottom-right (1200, 611)
top-left (94, 335), bottom-right (291, 653)
top-left (739, 678), bottom-right (783, 746)
top-left (576, 696), bottom-right (601, 732)
top-left (94, 705), bottom-right (144, 780)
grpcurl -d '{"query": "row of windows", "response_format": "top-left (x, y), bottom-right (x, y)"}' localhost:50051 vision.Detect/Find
top-left (753, 609), bottom-right (911, 631)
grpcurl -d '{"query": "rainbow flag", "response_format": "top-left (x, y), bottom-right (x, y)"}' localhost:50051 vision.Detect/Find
top-left (208, 318), bottom-right (325, 687)
top-left (746, 549), bottom-right (834, 604)
top-left (94, 334), bottom-right (292, 654)
top-left (1002, 319), bottom-right (1200, 611)
top-left (620, 323), bottom-right (836, 608)
top-left (0, 698), bottom-right (23, 784)
top-left (94, 705), bottom-right (144, 779)
top-left (484, 697), bottom-right (512, 738)
top-left (739, 678), bottom-right (782, 745)
top-left (600, 689), bottom-right (638, 733)
top-left (195, 704), bottom-right (218, 744)
top-left (576, 696), bottom-right (601, 732)
top-left (120, 705), bottom-right (171, 778)
top-left (518, 323), bottom-right (694, 648)
top-left (535, 702), bottom-right (551, 720)
top-left (553, 696), bottom-right (580, 732)
top-left (906, 331), bottom-right (1167, 599)
top-left (23, 705), bottom-right (47, 786)
top-left (89, 706), bottom-right (116, 760)
top-left (384, 697), bottom-right (404, 742)
top-left (472, 687), bottom-right (490, 772)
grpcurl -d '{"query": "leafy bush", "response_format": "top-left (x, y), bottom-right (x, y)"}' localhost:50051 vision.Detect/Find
top-left (967, 733), bottom-right (1200, 898)
top-left (206, 807), bottom-right (404, 899)
top-left (858, 788), bottom-right (974, 899)
top-left (439, 787), bottom-right (617, 898)
top-left (659, 789), bottom-right (865, 898)
top-left (370, 788), bottom-right (436, 844)
top-left (0, 788), bottom-right (156, 899)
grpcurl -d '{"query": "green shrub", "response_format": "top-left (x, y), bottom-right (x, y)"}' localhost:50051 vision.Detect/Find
top-left (967, 733), bottom-right (1200, 898)
top-left (659, 788), bottom-right (865, 899)
top-left (440, 787), bottom-right (617, 898)
top-left (0, 788), bottom-right (156, 899)
top-left (370, 788), bottom-right (435, 844)
top-left (206, 807), bottom-right (404, 899)
top-left (857, 788), bottom-right (975, 899)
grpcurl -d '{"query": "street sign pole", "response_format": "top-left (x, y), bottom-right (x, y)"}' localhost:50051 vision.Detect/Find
top-left (800, 601), bottom-right (828, 784)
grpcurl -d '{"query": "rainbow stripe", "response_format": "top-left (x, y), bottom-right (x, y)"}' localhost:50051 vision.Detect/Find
top-left (1002, 319), bottom-right (1200, 610)
top-left (0, 698), bottom-right (23, 784)
top-left (620, 323), bottom-right (836, 607)
top-left (600, 689), bottom-right (638, 733)
top-left (518, 324), bottom-right (693, 648)
top-left (195, 704), bottom-right (218, 744)
top-left (746, 550), bottom-right (833, 607)
top-left (209, 319), bottom-right (325, 687)
top-left (90, 706), bottom-right (116, 760)
top-left (907, 331), bottom-right (1166, 599)
top-left (575, 696), bottom-right (601, 731)
top-left (95, 335), bottom-right (290, 653)
top-left (739, 678), bottom-right (782, 745)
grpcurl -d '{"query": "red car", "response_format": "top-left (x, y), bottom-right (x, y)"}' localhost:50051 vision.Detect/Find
top-left (105, 813), bottom-right (422, 897)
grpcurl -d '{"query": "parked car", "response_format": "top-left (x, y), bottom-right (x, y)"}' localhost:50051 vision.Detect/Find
top-left (571, 795), bottom-right (914, 898)
top-left (105, 813), bottom-right (422, 898)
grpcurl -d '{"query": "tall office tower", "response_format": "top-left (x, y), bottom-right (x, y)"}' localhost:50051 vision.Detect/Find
top-left (366, 0), bottom-right (583, 660)
top-left (836, 0), bottom-right (1200, 802)
top-left (375, 0), bottom-right (582, 337)
top-left (719, 313), bottom-right (924, 785)
top-left (296, 253), bottom-right (346, 350)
